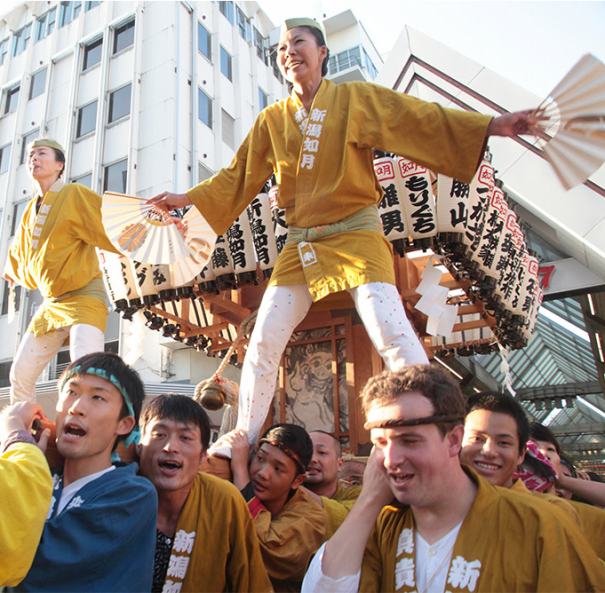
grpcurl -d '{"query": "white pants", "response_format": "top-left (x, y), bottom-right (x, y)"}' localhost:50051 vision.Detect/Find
top-left (10, 324), bottom-right (105, 402)
top-left (210, 282), bottom-right (428, 456)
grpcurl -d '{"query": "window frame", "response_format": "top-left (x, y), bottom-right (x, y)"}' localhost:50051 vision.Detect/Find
top-left (35, 8), bottom-right (57, 42)
top-left (103, 158), bottom-right (128, 193)
top-left (220, 46), bottom-right (232, 82)
top-left (0, 144), bottom-right (11, 174)
top-left (107, 84), bottom-right (132, 124)
top-left (219, 1), bottom-right (234, 25)
top-left (0, 38), bottom-right (8, 66)
top-left (198, 88), bottom-right (213, 129)
top-left (12, 24), bottom-right (32, 58)
top-left (29, 67), bottom-right (47, 100)
top-left (4, 85), bottom-right (20, 115)
top-left (20, 129), bottom-right (39, 165)
top-left (59, 1), bottom-right (82, 28)
top-left (72, 172), bottom-right (93, 187)
top-left (113, 19), bottom-right (135, 55)
top-left (82, 36), bottom-right (103, 71)
top-left (76, 99), bottom-right (98, 138)
top-left (258, 87), bottom-right (268, 111)
top-left (197, 21), bottom-right (211, 62)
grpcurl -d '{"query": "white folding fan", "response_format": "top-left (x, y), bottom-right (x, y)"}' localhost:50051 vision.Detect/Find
top-left (530, 53), bottom-right (605, 190)
top-left (102, 192), bottom-right (216, 275)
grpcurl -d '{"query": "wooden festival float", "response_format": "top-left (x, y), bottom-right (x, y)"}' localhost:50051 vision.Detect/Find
top-left (98, 149), bottom-right (543, 453)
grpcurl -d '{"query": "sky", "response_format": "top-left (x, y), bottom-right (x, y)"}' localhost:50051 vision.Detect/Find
top-left (258, 1), bottom-right (605, 98)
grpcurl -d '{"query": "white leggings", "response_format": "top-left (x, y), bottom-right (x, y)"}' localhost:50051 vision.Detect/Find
top-left (210, 282), bottom-right (428, 456)
top-left (10, 324), bottom-right (105, 402)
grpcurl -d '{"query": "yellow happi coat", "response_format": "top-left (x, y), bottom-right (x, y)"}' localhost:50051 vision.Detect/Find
top-left (5, 181), bottom-right (117, 336)
top-left (0, 443), bottom-right (52, 587)
top-left (252, 487), bottom-right (326, 592)
top-left (322, 482), bottom-right (362, 540)
top-left (360, 467), bottom-right (605, 592)
top-left (510, 478), bottom-right (582, 526)
top-left (187, 79), bottom-right (490, 305)
top-left (161, 473), bottom-right (272, 592)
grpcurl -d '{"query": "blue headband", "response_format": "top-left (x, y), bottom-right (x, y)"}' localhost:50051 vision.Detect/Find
top-left (59, 366), bottom-right (141, 449)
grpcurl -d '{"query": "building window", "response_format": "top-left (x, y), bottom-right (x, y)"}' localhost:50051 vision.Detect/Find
top-left (113, 19), bottom-right (134, 54)
top-left (236, 7), bottom-right (251, 42)
top-left (12, 24), bottom-right (32, 57)
top-left (219, 1), bottom-right (234, 25)
top-left (198, 22), bottom-right (211, 62)
top-left (11, 201), bottom-right (27, 236)
top-left (222, 109), bottom-right (235, 150)
top-left (4, 85), bottom-right (20, 115)
top-left (72, 173), bottom-right (92, 187)
top-left (270, 52), bottom-right (283, 84)
top-left (59, 1), bottom-right (82, 28)
top-left (76, 101), bottom-right (98, 137)
top-left (36, 8), bottom-right (56, 41)
top-left (104, 159), bottom-right (128, 193)
top-left (83, 37), bottom-right (103, 70)
top-left (108, 84), bottom-right (131, 123)
top-left (0, 39), bottom-right (8, 65)
top-left (220, 47), bottom-right (232, 81)
top-left (258, 87), bottom-right (268, 111)
top-left (198, 88), bottom-right (212, 129)
top-left (20, 130), bottom-right (39, 165)
top-left (0, 144), bottom-right (11, 174)
top-left (0, 358), bottom-right (12, 386)
top-left (254, 28), bottom-right (267, 63)
top-left (198, 162), bottom-right (213, 183)
top-left (362, 47), bottom-right (378, 80)
top-left (29, 68), bottom-right (47, 100)
top-left (1, 280), bottom-right (21, 318)
top-left (85, 1), bottom-right (100, 11)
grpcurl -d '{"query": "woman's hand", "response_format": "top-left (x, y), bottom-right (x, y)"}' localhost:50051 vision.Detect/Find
top-left (487, 110), bottom-right (537, 137)
top-left (147, 191), bottom-right (192, 213)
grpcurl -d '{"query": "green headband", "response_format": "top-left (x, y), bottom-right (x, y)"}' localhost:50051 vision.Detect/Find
top-left (59, 366), bottom-right (141, 447)
top-left (31, 138), bottom-right (65, 154)
top-left (280, 18), bottom-right (324, 37)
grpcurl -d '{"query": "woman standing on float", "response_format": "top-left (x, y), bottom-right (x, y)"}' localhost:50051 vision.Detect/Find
top-left (152, 18), bottom-right (534, 455)
top-left (5, 139), bottom-right (119, 402)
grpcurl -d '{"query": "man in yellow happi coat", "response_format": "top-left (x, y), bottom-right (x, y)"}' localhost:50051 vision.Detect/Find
top-left (224, 424), bottom-right (327, 591)
top-left (303, 365), bottom-right (605, 592)
top-left (460, 391), bottom-right (583, 526)
top-left (4, 139), bottom-right (119, 402)
top-left (152, 19), bottom-right (537, 455)
top-left (137, 394), bottom-right (272, 593)
top-left (303, 430), bottom-right (362, 539)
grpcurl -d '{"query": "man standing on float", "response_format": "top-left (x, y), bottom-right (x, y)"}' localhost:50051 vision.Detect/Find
top-left (152, 18), bottom-right (535, 456)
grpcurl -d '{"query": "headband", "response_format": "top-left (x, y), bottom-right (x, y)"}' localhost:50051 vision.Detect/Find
top-left (512, 440), bottom-right (556, 493)
top-left (59, 366), bottom-right (141, 447)
top-left (31, 138), bottom-right (65, 154)
top-left (364, 413), bottom-right (464, 431)
top-left (280, 18), bottom-right (324, 37)
top-left (258, 439), bottom-right (306, 474)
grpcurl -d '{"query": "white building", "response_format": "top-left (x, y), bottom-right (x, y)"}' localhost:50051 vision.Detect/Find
top-left (0, 1), bottom-right (379, 418)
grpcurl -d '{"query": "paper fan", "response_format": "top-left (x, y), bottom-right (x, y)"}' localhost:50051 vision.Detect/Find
top-left (166, 206), bottom-right (216, 285)
top-left (102, 192), bottom-right (216, 270)
top-left (530, 53), bottom-right (605, 190)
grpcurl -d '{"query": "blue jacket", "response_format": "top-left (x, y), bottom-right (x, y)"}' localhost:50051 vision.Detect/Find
top-left (15, 462), bottom-right (157, 592)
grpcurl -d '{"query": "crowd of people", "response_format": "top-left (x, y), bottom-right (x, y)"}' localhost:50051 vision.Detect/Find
top-left (3, 356), bottom-right (605, 591)
top-left (3, 13), bottom-right (605, 593)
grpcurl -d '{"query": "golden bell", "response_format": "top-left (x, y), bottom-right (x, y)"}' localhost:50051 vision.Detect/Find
top-left (195, 379), bottom-right (226, 411)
